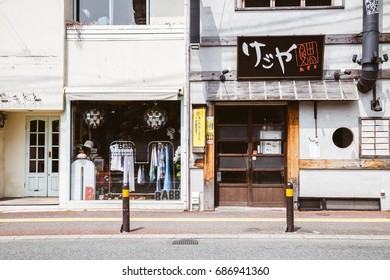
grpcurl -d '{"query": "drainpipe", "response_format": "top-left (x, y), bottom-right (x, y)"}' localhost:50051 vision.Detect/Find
top-left (356, 0), bottom-right (380, 93)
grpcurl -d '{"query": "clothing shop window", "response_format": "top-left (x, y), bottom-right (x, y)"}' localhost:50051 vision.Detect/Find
top-left (240, 0), bottom-right (339, 9)
top-left (70, 101), bottom-right (181, 201)
top-left (360, 118), bottom-right (390, 158)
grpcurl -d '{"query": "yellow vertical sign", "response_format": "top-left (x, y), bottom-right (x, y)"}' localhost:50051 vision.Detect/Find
top-left (206, 116), bottom-right (214, 144)
top-left (193, 108), bottom-right (206, 148)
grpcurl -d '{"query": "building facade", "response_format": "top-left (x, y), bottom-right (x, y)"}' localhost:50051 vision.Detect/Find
top-left (188, 0), bottom-right (390, 211)
top-left (0, 0), bottom-right (65, 200)
top-left (1, 0), bottom-right (189, 210)
top-left (1, 1), bottom-right (390, 212)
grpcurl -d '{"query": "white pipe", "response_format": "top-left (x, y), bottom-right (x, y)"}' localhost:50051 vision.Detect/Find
top-left (109, 0), bottom-right (114, 25)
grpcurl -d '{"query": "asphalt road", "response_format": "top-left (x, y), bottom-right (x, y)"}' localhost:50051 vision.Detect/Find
top-left (1, 236), bottom-right (390, 260)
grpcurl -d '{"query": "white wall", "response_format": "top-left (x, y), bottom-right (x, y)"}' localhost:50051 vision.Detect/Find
top-left (150, 0), bottom-right (185, 25)
top-left (199, 1), bottom-right (363, 37)
top-left (0, 0), bottom-right (65, 110)
top-left (300, 170), bottom-right (390, 210)
top-left (67, 35), bottom-right (185, 87)
top-left (299, 80), bottom-right (390, 210)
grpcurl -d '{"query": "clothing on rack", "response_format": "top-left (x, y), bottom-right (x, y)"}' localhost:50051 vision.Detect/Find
top-left (109, 143), bottom-right (121, 171)
top-left (149, 144), bottom-right (157, 182)
top-left (109, 142), bottom-right (136, 192)
top-left (123, 149), bottom-right (135, 192)
top-left (156, 144), bottom-right (166, 192)
top-left (110, 143), bottom-right (134, 172)
top-left (163, 144), bottom-right (172, 190)
top-left (137, 165), bottom-right (145, 185)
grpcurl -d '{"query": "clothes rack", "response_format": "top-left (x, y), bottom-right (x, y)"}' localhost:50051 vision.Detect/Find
top-left (107, 140), bottom-right (176, 196)
top-left (147, 141), bottom-right (175, 191)
top-left (108, 141), bottom-right (136, 194)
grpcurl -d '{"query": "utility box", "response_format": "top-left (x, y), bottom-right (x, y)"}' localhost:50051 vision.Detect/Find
top-left (191, 192), bottom-right (200, 211)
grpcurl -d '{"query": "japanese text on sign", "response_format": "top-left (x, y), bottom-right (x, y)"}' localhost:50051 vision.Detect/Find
top-left (237, 35), bottom-right (324, 79)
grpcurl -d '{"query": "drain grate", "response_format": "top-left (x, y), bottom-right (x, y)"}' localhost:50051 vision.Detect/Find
top-left (172, 239), bottom-right (199, 245)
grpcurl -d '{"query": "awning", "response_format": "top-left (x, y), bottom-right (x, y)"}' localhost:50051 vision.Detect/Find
top-left (206, 79), bottom-right (358, 101)
top-left (64, 87), bottom-right (183, 101)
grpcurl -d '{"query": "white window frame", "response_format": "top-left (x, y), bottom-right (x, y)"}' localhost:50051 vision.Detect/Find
top-left (237, 0), bottom-right (345, 10)
top-left (359, 118), bottom-right (390, 158)
top-left (72, 0), bottom-right (150, 25)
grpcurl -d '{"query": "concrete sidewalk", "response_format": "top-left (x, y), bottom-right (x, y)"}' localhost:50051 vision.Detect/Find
top-left (1, 205), bottom-right (390, 238)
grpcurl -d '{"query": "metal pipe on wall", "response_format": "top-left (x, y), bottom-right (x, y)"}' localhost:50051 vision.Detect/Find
top-left (357, 0), bottom-right (380, 93)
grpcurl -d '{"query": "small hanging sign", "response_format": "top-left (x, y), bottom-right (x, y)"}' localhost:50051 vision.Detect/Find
top-left (193, 107), bottom-right (206, 153)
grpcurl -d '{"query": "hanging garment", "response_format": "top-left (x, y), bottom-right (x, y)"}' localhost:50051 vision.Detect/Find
top-left (137, 165), bottom-right (142, 185)
top-left (149, 144), bottom-right (157, 182)
top-left (110, 143), bottom-right (122, 171)
top-left (156, 144), bottom-right (165, 192)
top-left (141, 165), bottom-right (145, 184)
top-left (137, 165), bottom-right (145, 185)
top-left (123, 148), bottom-right (135, 192)
top-left (163, 145), bottom-right (172, 191)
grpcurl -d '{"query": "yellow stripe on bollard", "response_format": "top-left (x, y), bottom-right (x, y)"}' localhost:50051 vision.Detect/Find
top-left (122, 189), bottom-right (130, 198)
top-left (286, 188), bottom-right (294, 197)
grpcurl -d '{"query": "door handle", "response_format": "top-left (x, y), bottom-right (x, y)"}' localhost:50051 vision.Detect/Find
top-left (48, 151), bottom-right (52, 158)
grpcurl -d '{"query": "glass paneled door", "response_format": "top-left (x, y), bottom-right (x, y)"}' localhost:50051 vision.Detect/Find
top-left (25, 117), bottom-right (60, 197)
top-left (215, 106), bottom-right (286, 207)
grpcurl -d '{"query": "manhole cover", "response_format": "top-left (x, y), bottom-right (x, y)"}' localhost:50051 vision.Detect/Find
top-left (172, 239), bottom-right (199, 245)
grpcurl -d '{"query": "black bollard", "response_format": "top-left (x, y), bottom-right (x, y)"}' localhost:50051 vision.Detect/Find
top-left (286, 182), bottom-right (294, 232)
top-left (121, 183), bottom-right (130, 233)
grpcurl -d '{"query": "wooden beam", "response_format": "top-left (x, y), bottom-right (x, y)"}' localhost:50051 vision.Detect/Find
top-left (287, 103), bottom-right (299, 185)
top-left (299, 159), bottom-right (390, 170)
top-left (190, 69), bottom-right (390, 82)
top-left (203, 102), bottom-right (215, 210)
top-left (200, 33), bottom-right (390, 47)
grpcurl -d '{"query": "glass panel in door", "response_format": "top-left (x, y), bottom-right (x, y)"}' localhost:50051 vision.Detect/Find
top-left (26, 119), bottom-right (47, 196)
top-left (216, 106), bottom-right (286, 207)
top-left (250, 107), bottom-right (286, 207)
top-left (26, 117), bottom-right (60, 197)
top-left (48, 118), bottom-right (60, 196)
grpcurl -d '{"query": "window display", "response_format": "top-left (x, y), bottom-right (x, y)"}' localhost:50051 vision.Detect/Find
top-left (70, 101), bottom-right (181, 201)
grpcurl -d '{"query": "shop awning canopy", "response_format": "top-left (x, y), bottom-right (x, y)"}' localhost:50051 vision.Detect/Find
top-left (64, 87), bottom-right (183, 101)
top-left (206, 79), bottom-right (359, 101)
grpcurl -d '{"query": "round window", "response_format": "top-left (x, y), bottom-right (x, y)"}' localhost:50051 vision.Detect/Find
top-left (332, 127), bottom-right (353, 148)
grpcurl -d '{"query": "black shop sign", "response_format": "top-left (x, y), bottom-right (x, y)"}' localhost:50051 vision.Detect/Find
top-left (237, 35), bottom-right (324, 80)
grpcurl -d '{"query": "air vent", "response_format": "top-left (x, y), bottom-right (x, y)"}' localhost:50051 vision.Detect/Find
top-left (172, 239), bottom-right (199, 245)
top-left (298, 197), bottom-right (380, 211)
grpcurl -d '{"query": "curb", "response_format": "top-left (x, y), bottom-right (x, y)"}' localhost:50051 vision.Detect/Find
top-left (1, 233), bottom-right (390, 241)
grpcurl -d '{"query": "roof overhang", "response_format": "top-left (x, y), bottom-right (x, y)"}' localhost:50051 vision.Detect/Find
top-left (207, 79), bottom-right (358, 101)
top-left (64, 87), bottom-right (183, 101)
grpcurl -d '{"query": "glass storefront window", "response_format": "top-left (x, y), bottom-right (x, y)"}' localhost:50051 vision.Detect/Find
top-left (70, 101), bottom-right (181, 201)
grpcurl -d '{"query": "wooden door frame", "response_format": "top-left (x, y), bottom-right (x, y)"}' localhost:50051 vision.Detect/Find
top-left (213, 103), bottom-right (297, 207)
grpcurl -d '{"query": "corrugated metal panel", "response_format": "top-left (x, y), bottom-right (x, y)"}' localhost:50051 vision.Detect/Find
top-left (207, 79), bottom-right (358, 101)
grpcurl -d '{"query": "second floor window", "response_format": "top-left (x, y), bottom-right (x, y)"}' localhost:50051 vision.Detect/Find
top-left (243, 0), bottom-right (333, 8)
top-left (76, 0), bottom-right (146, 25)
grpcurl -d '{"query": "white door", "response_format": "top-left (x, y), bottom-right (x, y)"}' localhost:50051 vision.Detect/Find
top-left (25, 117), bottom-right (60, 197)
